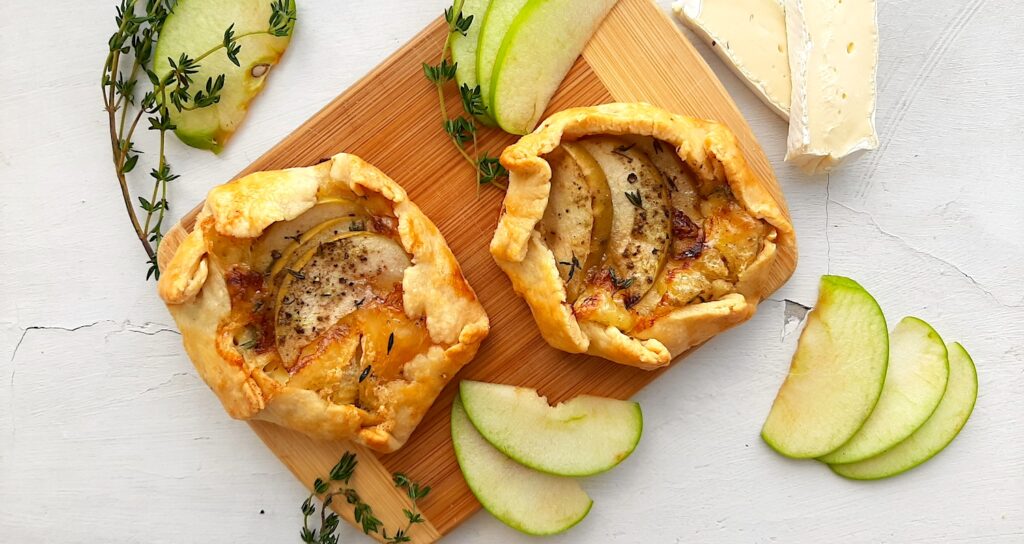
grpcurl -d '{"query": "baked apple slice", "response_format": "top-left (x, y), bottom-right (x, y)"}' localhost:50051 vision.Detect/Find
top-left (576, 136), bottom-right (671, 310)
top-left (274, 232), bottom-right (411, 366)
top-left (536, 144), bottom-right (613, 301)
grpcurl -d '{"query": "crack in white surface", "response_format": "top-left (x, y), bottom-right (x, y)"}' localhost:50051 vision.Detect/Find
top-left (827, 199), bottom-right (1023, 308)
top-left (10, 320), bottom-right (179, 363)
top-left (137, 371), bottom-right (192, 397)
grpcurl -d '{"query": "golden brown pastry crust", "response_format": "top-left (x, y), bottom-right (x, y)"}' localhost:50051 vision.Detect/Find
top-left (490, 103), bottom-right (794, 369)
top-left (159, 153), bottom-right (489, 452)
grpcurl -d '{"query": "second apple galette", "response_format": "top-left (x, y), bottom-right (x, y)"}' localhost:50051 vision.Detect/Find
top-left (490, 103), bottom-right (794, 369)
top-left (158, 153), bottom-right (489, 452)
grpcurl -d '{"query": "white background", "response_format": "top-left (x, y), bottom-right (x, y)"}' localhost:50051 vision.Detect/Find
top-left (2, 0), bottom-right (1022, 542)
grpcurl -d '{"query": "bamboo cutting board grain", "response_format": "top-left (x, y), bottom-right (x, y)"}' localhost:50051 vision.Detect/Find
top-left (157, 0), bottom-right (796, 541)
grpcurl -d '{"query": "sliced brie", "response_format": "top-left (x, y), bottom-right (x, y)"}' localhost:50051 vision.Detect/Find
top-left (784, 0), bottom-right (879, 174)
top-left (673, 0), bottom-right (791, 120)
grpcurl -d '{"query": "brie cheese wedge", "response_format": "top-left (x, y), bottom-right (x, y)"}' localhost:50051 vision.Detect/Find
top-left (673, 0), bottom-right (791, 120)
top-left (784, 0), bottom-right (879, 174)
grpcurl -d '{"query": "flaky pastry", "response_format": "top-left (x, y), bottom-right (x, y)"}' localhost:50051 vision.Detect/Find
top-left (159, 153), bottom-right (489, 452)
top-left (490, 103), bottom-right (794, 369)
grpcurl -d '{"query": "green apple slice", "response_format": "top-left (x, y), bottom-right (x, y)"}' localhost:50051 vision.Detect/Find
top-left (820, 317), bottom-right (950, 464)
top-left (490, 0), bottom-right (618, 134)
top-left (451, 0), bottom-right (496, 125)
top-left (830, 342), bottom-right (978, 480)
top-left (275, 232), bottom-right (410, 365)
top-left (476, 0), bottom-right (531, 118)
top-left (460, 380), bottom-right (642, 477)
top-left (577, 137), bottom-right (670, 306)
top-left (154, 0), bottom-right (294, 152)
top-left (761, 276), bottom-right (889, 458)
top-left (451, 395), bottom-right (593, 535)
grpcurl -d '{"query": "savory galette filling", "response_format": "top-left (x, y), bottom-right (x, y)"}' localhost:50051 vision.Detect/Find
top-left (538, 135), bottom-right (771, 333)
top-left (216, 194), bottom-right (429, 415)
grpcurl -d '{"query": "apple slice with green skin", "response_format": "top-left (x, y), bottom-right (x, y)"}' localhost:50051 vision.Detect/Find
top-left (761, 276), bottom-right (889, 458)
top-left (450, 0), bottom-right (497, 125)
top-left (154, 0), bottom-right (294, 152)
top-left (820, 317), bottom-right (950, 464)
top-left (475, 0), bottom-right (530, 119)
top-left (490, 0), bottom-right (619, 134)
top-left (576, 137), bottom-right (670, 306)
top-left (830, 342), bottom-right (978, 480)
top-left (460, 380), bottom-right (642, 477)
top-left (451, 395), bottom-right (593, 535)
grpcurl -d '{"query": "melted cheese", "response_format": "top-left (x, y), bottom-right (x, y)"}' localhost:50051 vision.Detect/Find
top-left (784, 0), bottom-right (879, 173)
top-left (673, 0), bottom-right (791, 119)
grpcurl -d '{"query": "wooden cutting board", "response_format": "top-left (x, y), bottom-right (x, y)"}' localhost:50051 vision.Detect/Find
top-left (157, 0), bottom-right (796, 541)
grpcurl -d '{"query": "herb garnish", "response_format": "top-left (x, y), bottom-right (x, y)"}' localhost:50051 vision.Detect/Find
top-left (609, 268), bottom-right (635, 291)
top-left (102, 0), bottom-right (297, 279)
top-left (611, 144), bottom-right (635, 161)
top-left (558, 254), bottom-right (582, 281)
top-left (423, 0), bottom-right (508, 191)
top-left (300, 452), bottom-right (430, 543)
top-left (625, 190), bottom-right (643, 209)
top-left (286, 268), bottom-right (306, 280)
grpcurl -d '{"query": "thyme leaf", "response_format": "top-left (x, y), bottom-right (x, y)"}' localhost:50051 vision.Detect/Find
top-left (625, 190), bottom-right (643, 209)
top-left (609, 268), bottom-right (635, 291)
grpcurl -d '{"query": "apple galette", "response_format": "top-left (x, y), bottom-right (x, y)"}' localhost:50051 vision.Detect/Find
top-left (490, 103), bottom-right (794, 369)
top-left (158, 153), bottom-right (489, 452)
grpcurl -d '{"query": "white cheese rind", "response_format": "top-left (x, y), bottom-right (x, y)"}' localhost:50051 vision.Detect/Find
top-left (784, 0), bottom-right (879, 174)
top-left (673, 0), bottom-right (791, 120)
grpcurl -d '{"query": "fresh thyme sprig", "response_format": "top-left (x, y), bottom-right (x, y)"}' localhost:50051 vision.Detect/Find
top-left (102, 0), bottom-right (297, 279)
top-left (423, 0), bottom-right (508, 191)
top-left (300, 452), bottom-right (430, 544)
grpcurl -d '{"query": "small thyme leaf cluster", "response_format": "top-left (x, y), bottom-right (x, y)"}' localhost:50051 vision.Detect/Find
top-left (300, 452), bottom-right (430, 544)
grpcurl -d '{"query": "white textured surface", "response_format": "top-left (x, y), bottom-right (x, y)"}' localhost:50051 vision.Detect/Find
top-left (1, 0), bottom-right (1022, 542)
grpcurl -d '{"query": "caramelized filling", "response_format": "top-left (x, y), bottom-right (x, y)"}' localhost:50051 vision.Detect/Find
top-left (220, 198), bottom-right (433, 410)
top-left (539, 136), bottom-right (772, 333)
